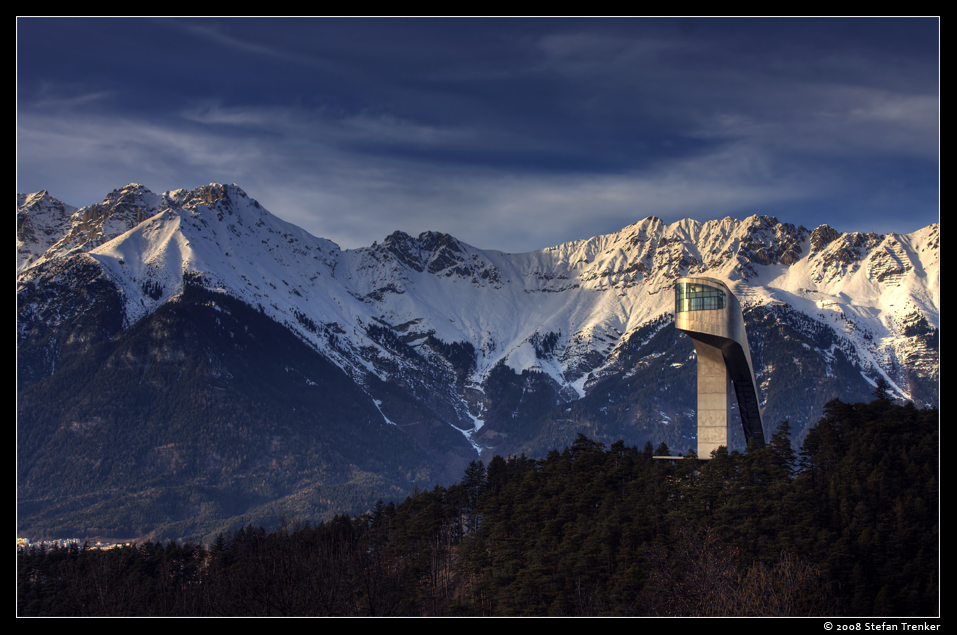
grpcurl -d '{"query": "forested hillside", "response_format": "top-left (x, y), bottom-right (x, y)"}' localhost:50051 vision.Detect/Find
top-left (18, 396), bottom-right (938, 616)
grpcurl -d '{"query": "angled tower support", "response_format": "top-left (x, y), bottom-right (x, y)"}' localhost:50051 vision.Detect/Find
top-left (675, 277), bottom-right (766, 457)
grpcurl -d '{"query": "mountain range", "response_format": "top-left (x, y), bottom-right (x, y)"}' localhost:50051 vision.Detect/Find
top-left (16, 183), bottom-right (939, 541)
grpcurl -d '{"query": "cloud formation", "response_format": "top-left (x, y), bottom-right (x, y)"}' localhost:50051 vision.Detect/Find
top-left (17, 18), bottom-right (938, 252)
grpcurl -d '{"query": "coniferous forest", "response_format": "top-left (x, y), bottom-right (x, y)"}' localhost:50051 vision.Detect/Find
top-left (18, 396), bottom-right (938, 617)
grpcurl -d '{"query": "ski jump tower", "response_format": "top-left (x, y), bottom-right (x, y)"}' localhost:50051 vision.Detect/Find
top-left (674, 277), bottom-right (766, 457)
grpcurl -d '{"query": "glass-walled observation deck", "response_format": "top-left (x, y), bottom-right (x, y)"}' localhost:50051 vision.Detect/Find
top-left (675, 281), bottom-right (726, 313)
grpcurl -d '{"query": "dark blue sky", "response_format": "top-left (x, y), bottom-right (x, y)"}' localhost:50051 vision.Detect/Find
top-left (17, 18), bottom-right (939, 252)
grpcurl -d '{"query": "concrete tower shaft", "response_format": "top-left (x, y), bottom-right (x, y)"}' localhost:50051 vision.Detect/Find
top-left (675, 277), bottom-right (766, 457)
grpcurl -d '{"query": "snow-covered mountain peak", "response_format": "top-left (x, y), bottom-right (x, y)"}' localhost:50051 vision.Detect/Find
top-left (79, 183), bottom-right (345, 328)
top-left (17, 183), bottom-right (170, 275)
top-left (18, 189), bottom-right (51, 209)
top-left (17, 184), bottom-right (938, 454)
top-left (17, 190), bottom-right (80, 274)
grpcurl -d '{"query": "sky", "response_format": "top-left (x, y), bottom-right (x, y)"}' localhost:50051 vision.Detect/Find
top-left (17, 18), bottom-right (939, 253)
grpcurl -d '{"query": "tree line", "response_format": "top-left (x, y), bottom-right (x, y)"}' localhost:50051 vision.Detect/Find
top-left (18, 395), bottom-right (937, 616)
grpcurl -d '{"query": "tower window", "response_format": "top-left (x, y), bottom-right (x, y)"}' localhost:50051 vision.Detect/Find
top-left (675, 282), bottom-right (726, 312)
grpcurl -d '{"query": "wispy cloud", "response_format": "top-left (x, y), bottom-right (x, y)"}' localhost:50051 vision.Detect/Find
top-left (17, 18), bottom-right (938, 251)
top-left (170, 19), bottom-right (316, 65)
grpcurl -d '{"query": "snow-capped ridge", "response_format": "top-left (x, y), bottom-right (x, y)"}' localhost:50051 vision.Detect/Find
top-left (17, 183), bottom-right (938, 454)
